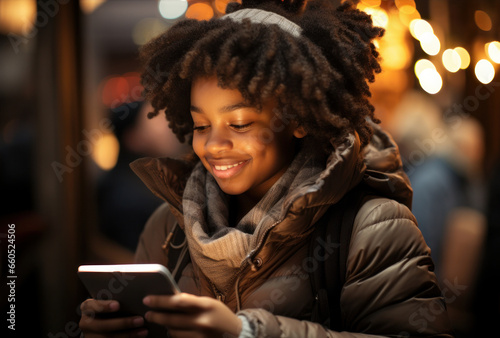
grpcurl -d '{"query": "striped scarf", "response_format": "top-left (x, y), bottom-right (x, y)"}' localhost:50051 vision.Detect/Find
top-left (182, 146), bottom-right (324, 294)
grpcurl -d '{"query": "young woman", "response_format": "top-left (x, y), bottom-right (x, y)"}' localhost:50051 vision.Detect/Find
top-left (80, 1), bottom-right (453, 337)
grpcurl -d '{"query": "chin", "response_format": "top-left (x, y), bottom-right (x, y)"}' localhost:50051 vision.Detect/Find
top-left (216, 181), bottom-right (247, 196)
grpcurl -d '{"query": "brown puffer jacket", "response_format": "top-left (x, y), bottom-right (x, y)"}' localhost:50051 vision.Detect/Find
top-left (132, 124), bottom-right (453, 337)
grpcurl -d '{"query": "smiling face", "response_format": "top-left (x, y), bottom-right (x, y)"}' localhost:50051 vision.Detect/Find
top-left (190, 76), bottom-right (305, 200)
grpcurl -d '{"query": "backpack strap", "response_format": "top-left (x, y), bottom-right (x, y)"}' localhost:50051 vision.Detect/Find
top-left (163, 222), bottom-right (190, 283)
top-left (309, 184), bottom-right (372, 330)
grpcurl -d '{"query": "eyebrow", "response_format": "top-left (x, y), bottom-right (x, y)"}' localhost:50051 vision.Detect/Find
top-left (190, 102), bottom-right (258, 114)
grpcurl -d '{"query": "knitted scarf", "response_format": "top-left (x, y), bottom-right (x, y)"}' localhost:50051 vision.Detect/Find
top-left (182, 146), bottom-right (325, 294)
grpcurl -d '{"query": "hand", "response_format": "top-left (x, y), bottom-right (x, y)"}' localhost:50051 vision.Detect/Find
top-left (143, 293), bottom-right (242, 338)
top-left (79, 299), bottom-right (148, 337)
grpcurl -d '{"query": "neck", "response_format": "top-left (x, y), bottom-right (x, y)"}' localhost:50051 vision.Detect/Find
top-left (228, 194), bottom-right (260, 225)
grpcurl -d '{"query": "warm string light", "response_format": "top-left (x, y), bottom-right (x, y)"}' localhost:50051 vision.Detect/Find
top-left (80, 0), bottom-right (106, 14)
top-left (0, 0), bottom-right (36, 35)
top-left (475, 59), bottom-right (495, 84)
top-left (475, 10), bottom-right (492, 31)
top-left (91, 133), bottom-right (120, 171)
top-left (185, 3), bottom-right (214, 21)
top-left (405, 8), bottom-right (497, 92)
top-left (442, 49), bottom-right (461, 73)
top-left (215, 0), bottom-right (234, 14)
top-left (418, 68), bottom-right (443, 94)
top-left (486, 41), bottom-right (500, 64)
top-left (454, 47), bottom-right (471, 69)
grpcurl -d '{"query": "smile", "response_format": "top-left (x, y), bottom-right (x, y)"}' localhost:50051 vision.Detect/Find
top-left (210, 160), bottom-right (248, 179)
top-left (214, 162), bottom-right (244, 171)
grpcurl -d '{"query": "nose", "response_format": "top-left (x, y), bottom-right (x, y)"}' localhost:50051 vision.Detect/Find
top-left (205, 127), bottom-right (232, 155)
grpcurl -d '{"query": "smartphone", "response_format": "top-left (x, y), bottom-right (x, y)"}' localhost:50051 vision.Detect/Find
top-left (78, 263), bottom-right (180, 336)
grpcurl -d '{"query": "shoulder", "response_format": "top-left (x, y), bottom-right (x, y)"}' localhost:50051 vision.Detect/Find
top-left (353, 197), bottom-right (423, 247)
top-left (341, 198), bottom-right (452, 334)
top-left (355, 197), bottom-right (417, 230)
top-left (134, 203), bottom-right (177, 264)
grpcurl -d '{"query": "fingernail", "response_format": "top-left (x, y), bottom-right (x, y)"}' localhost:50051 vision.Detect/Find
top-left (133, 316), bottom-right (144, 327)
top-left (144, 311), bottom-right (151, 321)
top-left (143, 296), bottom-right (151, 306)
top-left (109, 301), bottom-right (119, 311)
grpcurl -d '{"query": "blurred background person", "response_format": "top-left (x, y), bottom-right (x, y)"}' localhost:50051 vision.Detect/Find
top-left (388, 91), bottom-right (488, 336)
top-left (97, 100), bottom-right (189, 252)
top-left (389, 91), bottom-right (487, 273)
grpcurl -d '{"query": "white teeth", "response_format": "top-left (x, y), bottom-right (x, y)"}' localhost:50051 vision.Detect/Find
top-left (214, 161), bottom-right (243, 171)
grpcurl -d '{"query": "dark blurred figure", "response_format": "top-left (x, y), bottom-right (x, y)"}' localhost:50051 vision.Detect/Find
top-left (388, 92), bottom-right (487, 336)
top-left (97, 100), bottom-right (188, 252)
top-left (472, 161), bottom-right (500, 337)
top-left (389, 92), bottom-right (486, 272)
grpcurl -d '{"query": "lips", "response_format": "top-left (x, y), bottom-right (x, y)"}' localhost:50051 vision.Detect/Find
top-left (208, 159), bottom-right (248, 179)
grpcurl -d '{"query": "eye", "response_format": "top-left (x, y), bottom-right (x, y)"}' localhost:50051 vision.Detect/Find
top-left (230, 122), bottom-right (253, 131)
top-left (193, 125), bottom-right (210, 133)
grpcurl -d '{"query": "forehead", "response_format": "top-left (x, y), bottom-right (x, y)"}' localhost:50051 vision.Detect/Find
top-left (191, 75), bottom-right (245, 106)
top-left (190, 75), bottom-right (280, 118)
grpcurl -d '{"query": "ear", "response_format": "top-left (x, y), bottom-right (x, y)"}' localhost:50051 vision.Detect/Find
top-left (293, 125), bottom-right (307, 139)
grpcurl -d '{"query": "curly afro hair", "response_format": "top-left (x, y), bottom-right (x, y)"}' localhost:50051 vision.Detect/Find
top-left (140, 0), bottom-right (383, 151)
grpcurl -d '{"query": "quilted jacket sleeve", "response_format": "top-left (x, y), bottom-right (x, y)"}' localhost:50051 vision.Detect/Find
top-left (237, 198), bottom-right (454, 337)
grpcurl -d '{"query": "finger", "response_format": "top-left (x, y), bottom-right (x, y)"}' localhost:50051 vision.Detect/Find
top-left (144, 310), bottom-right (205, 330)
top-left (144, 310), bottom-right (182, 329)
top-left (79, 314), bottom-right (145, 333)
top-left (143, 293), bottom-right (208, 312)
top-left (80, 299), bottom-right (120, 316)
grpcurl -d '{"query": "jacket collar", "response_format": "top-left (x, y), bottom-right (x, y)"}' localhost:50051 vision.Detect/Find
top-left (130, 121), bottom-right (412, 233)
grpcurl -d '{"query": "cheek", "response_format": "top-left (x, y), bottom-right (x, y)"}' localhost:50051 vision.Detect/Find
top-left (244, 133), bottom-right (284, 167)
top-left (236, 133), bottom-right (265, 159)
top-left (192, 135), bottom-right (205, 158)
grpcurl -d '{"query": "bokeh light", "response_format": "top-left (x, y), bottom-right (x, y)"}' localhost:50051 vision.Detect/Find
top-left (382, 44), bottom-right (411, 70)
top-left (158, 0), bottom-right (188, 20)
top-left (360, 0), bottom-right (381, 8)
top-left (487, 41), bottom-right (500, 64)
top-left (395, 0), bottom-right (416, 14)
top-left (398, 7), bottom-right (420, 27)
top-left (101, 76), bottom-right (129, 107)
top-left (91, 133), bottom-right (120, 171)
top-left (419, 32), bottom-right (440, 56)
top-left (454, 47), bottom-right (471, 69)
top-left (418, 68), bottom-right (442, 94)
top-left (414, 59), bottom-right (436, 78)
top-left (442, 49), bottom-right (461, 73)
top-left (100, 73), bottom-right (142, 107)
top-left (362, 7), bottom-right (389, 29)
top-left (0, 0), bottom-right (36, 34)
top-left (474, 10), bottom-right (492, 31)
top-left (185, 3), bottom-right (214, 21)
top-left (80, 0), bottom-right (106, 14)
top-left (475, 59), bottom-right (495, 84)
top-left (215, 0), bottom-right (234, 14)
top-left (409, 19), bottom-right (433, 40)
